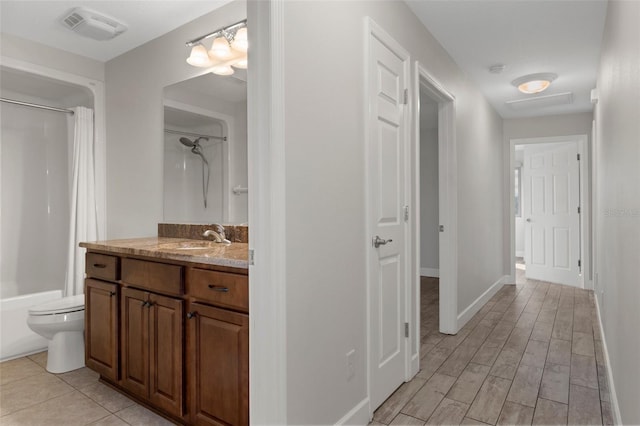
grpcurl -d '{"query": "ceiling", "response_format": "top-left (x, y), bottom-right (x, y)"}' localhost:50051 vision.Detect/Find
top-left (165, 70), bottom-right (247, 105)
top-left (1, 1), bottom-right (607, 119)
top-left (406, 0), bottom-right (608, 118)
top-left (0, 1), bottom-right (233, 62)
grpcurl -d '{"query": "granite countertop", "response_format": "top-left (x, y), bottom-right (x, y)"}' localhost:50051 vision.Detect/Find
top-left (80, 237), bottom-right (249, 270)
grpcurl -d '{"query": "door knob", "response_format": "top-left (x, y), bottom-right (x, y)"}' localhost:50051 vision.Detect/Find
top-left (372, 236), bottom-right (393, 248)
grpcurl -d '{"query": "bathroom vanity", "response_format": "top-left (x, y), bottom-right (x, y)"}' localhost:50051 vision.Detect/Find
top-left (80, 235), bottom-right (249, 425)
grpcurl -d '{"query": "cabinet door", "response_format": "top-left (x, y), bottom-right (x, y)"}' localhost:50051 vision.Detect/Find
top-left (149, 293), bottom-right (184, 417)
top-left (188, 303), bottom-right (249, 426)
top-left (120, 287), bottom-right (149, 397)
top-left (85, 279), bottom-right (119, 381)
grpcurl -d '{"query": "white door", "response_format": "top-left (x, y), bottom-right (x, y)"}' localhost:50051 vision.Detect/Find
top-left (523, 142), bottom-right (581, 286)
top-left (367, 25), bottom-right (409, 410)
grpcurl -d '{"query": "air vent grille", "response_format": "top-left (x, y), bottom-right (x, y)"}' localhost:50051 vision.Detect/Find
top-left (63, 12), bottom-right (84, 29)
top-left (60, 7), bottom-right (127, 41)
top-left (505, 92), bottom-right (573, 111)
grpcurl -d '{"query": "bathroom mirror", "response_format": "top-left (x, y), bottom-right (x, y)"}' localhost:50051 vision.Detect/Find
top-left (163, 70), bottom-right (247, 224)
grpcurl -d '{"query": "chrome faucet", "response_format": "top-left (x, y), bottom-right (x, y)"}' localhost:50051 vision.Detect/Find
top-left (202, 224), bottom-right (231, 244)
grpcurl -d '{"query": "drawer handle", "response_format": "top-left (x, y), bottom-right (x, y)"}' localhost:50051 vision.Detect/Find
top-left (208, 285), bottom-right (229, 292)
top-left (93, 263), bottom-right (107, 269)
top-left (187, 311), bottom-right (197, 319)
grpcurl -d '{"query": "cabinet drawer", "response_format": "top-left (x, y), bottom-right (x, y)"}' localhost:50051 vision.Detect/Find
top-left (121, 258), bottom-right (183, 296)
top-left (188, 269), bottom-right (248, 312)
top-left (86, 253), bottom-right (120, 281)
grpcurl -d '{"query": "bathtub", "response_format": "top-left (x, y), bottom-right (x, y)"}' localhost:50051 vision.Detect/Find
top-left (0, 290), bottom-right (63, 361)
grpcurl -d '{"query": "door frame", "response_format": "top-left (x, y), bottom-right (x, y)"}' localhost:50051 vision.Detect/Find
top-left (247, 1), bottom-right (287, 424)
top-left (508, 135), bottom-right (592, 289)
top-left (412, 63), bottom-right (458, 342)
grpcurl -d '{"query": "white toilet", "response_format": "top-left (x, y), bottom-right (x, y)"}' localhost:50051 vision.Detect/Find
top-left (27, 294), bottom-right (85, 373)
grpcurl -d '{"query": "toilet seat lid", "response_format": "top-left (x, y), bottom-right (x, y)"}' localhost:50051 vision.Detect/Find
top-left (29, 295), bottom-right (85, 315)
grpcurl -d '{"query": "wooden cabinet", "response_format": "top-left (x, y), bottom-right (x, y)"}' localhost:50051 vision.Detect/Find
top-left (85, 279), bottom-right (119, 381)
top-left (188, 302), bottom-right (249, 426)
top-left (84, 250), bottom-right (248, 425)
top-left (121, 286), bottom-right (184, 417)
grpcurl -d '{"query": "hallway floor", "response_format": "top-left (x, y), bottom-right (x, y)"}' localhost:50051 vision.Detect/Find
top-left (0, 351), bottom-right (174, 425)
top-left (372, 273), bottom-right (614, 426)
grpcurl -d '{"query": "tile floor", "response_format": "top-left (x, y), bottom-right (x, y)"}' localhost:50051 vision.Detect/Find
top-left (372, 271), bottom-right (614, 426)
top-left (0, 351), bottom-right (176, 425)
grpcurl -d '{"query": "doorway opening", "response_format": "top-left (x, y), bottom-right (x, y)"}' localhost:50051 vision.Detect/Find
top-left (418, 89), bottom-right (441, 340)
top-left (412, 64), bottom-right (458, 364)
top-left (509, 135), bottom-right (591, 289)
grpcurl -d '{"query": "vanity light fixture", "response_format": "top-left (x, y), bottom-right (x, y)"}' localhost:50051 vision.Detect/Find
top-left (186, 44), bottom-right (213, 67)
top-left (511, 72), bottom-right (558, 94)
top-left (185, 19), bottom-right (248, 76)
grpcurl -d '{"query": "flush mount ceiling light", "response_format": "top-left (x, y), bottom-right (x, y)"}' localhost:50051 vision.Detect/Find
top-left (185, 19), bottom-right (247, 76)
top-left (511, 73), bottom-right (558, 94)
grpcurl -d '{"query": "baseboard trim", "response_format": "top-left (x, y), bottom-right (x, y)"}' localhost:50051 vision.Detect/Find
top-left (457, 275), bottom-right (508, 329)
top-left (420, 267), bottom-right (439, 278)
top-left (594, 295), bottom-right (622, 425)
top-left (335, 397), bottom-right (370, 425)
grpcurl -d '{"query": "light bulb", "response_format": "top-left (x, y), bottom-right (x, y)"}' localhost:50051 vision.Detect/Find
top-left (211, 65), bottom-right (234, 76)
top-left (517, 80), bottom-right (551, 94)
top-left (231, 27), bottom-right (248, 53)
top-left (186, 44), bottom-right (212, 67)
top-left (210, 36), bottom-right (232, 59)
top-left (232, 56), bottom-right (248, 69)
top-left (511, 73), bottom-right (557, 94)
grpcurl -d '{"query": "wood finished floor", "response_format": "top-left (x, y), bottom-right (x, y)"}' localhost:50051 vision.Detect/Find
top-left (371, 271), bottom-right (614, 426)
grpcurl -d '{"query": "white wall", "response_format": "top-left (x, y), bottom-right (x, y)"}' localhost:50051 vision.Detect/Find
top-left (593, 0), bottom-right (640, 423)
top-left (419, 95), bottom-right (439, 275)
top-left (280, 1), bottom-right (504, 423)
top-left (105, 1), bottom-right (246, 238)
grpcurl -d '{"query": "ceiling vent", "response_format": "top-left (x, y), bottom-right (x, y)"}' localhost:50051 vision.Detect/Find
top-left (61, 7), bottom-right (127, 41)
top-left (505, 92), bottom-right (573, 111)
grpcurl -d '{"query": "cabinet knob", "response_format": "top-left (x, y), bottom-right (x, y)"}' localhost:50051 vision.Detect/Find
top-left (109, 291), bottom-right (116, 297)
top-left (187, 311), bottom-right (197, 319)
top-left (208, 285), bottom-right (229, 292)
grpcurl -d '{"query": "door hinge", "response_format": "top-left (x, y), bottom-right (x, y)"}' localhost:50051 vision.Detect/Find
top-left (578, 206), bottom-right (581, 214)
top-left (249, 249), bottom-right (255, 266)
top-left (403, 205), bottom-right (409, 222)
top-left (439, 225), bottom-right (444, 232)
top-left (403, 88), bottom-right (408, 105)
top-left (577, 153), bottom-right (581, 161)
top-left (578, 259), bottom-right (582, 268)
top-left (404, 322), bottom-right (409, 338)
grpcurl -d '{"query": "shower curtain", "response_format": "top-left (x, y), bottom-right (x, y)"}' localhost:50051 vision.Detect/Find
top-left (65, 107), bottom-right (98, 296)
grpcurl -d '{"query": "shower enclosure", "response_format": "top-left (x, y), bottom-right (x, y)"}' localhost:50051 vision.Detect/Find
top-left (163, 105), bottom-right (228, 223)
top-left (0, 64), bottom-right (103, 360)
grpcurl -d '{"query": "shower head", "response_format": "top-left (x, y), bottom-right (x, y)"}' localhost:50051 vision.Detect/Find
top-left (179, 137), bottom-right (195, 148)
top-left (179, 136), bottom-right (208, 148)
